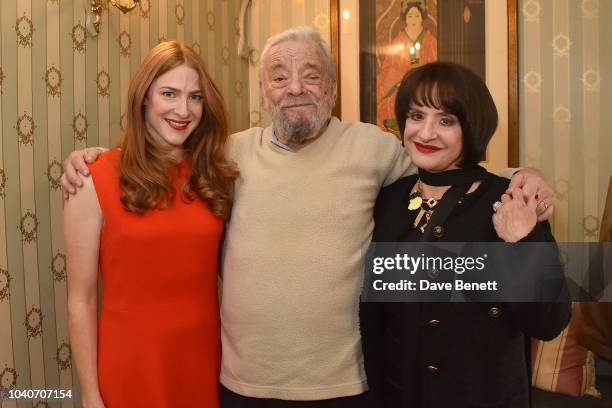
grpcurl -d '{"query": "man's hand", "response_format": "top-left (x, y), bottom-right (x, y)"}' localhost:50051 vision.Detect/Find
top-left (61, 147), bottom-right (106, 199)
top-left (493, 187), bottom-right (538, 242)
top-left (507, 167), bottom-right (555, 222)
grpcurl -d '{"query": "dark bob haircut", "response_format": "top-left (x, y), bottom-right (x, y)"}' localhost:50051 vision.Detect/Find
top-left (394, 61), bottom-right (498, 168)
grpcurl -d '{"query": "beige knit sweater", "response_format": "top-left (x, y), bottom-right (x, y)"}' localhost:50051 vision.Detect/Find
top-left (220, 117), bottom-right (415, 400)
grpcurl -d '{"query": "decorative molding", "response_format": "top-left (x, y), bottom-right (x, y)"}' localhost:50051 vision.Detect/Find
top-left (84, 0), bottom-right (102, 36)
top-left (110, 0), bottom-right (139, 14)
top-left (86, 0), bottom-right (140, 35)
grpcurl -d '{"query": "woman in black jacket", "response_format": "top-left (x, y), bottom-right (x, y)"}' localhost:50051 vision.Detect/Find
top-left (360, 62), bottom-right (571, 408)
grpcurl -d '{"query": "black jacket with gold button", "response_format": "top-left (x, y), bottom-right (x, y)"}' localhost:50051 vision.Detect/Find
top-left (360, 172), bottom-right (571, 408)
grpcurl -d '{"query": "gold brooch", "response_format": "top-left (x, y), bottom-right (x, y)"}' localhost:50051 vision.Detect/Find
top-left (408, 193), bottom-right (422, 210)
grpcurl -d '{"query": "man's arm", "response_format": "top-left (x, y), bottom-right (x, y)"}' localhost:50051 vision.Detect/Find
top-left (505, 167), bottom-right (555, 222)
top-left (61, 147), bottom-right (107, 199)
top-left (379, 131), bottom-right (417, 186)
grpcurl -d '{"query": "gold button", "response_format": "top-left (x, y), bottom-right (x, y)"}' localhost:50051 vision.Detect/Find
top-left (427, 365), bottom-right (439, 373)
top-left (489, 307), bottom-right (502, 318)
top-left (428, 268), bottom-right (440, 279)
top-left (427, 319), bottom-right (440, 327)
top-left (432, 225), bottom-right (444, 238)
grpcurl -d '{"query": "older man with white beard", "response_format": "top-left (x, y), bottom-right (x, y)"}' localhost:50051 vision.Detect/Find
top-left (61, 27), bottom-right (555, 407)
top-left (217, 27), bottom-right (412, 407)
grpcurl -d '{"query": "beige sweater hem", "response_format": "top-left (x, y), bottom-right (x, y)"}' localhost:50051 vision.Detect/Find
top-left (220, 375), bottom-right (368, 401)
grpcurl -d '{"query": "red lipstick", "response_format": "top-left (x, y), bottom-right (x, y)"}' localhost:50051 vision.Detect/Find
top-left (413, 141), bottom-right (442, 154)
top-left (165, 119), bottom-right (190, 130)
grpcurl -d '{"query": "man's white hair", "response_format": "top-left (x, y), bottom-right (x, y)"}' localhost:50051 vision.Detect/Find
top-left (259, 26), bottom-right (337, 82)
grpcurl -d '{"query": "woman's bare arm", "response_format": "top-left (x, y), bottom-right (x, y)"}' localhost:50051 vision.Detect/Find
top-left (64, 175), bottom-right (105, 408)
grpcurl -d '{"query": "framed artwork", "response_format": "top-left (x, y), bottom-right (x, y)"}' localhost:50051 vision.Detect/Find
top-left (355, 0), bottom-right (519, 168)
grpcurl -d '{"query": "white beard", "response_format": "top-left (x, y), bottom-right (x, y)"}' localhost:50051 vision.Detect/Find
top-left (266, 92), bottom-right (334, 145)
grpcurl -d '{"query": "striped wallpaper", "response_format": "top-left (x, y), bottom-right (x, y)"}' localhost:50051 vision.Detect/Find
top-left (519, 0), bottom-right (612, 242)
top-left (0, 1), bottom-right (248, 406)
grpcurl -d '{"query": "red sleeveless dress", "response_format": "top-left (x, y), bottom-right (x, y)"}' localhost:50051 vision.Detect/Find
top-left (89, 149), bottom-right (222, 407)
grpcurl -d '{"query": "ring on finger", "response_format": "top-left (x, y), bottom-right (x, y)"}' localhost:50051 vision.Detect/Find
top-left (537, 200), bottom-right (548, 211)
top-left (493, 201), bottom-right (503, 212)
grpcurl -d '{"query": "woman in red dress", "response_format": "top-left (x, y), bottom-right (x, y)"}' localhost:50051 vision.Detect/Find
top-left (64, 41), bottom-right (237, 408)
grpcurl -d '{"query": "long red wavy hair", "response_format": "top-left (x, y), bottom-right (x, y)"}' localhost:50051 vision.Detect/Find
top-left (119, 41), bottom-right (237, 219)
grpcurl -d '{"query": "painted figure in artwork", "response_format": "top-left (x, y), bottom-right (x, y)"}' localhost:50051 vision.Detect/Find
top-left (377, 1), bottom-right (438, 134)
